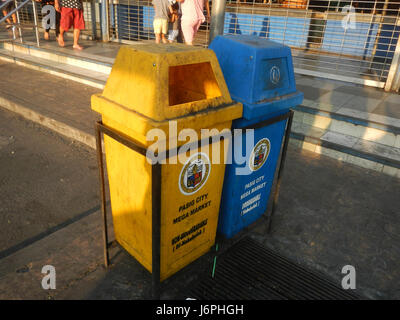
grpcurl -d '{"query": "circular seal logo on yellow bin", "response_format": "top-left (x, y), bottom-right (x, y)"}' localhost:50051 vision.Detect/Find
top-left (249, 138), bottom-right (271, 172)
top-left (179, 153), bottom-right (211, 195)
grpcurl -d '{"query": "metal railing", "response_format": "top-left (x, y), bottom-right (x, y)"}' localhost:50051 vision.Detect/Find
top-left (102, 0), bottom-right (399, 90)
top-left (0, 0), bottom-right (40, 45)
top-left (1, 0), bottom-right (100, 46)
top-left (223, 0), bottom-right (400, 89)
top-left (1, 0), bottom-right (398, 91)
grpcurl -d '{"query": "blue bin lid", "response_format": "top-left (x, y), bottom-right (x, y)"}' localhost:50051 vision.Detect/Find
top-left (209, 35), bottom-right (303, 119)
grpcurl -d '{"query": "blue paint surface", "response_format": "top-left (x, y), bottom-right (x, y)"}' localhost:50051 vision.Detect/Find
top-left (210, 35), bottom-right (303, 238)
top-left (222, 11), bottom-right (399, 60)
top-left (116, 5), bottom-right (154, 40)
top-left (375, 24), bottom-right (400, 59)
top-left (322, 20), bottom-right (379, 57)
top-left (224, 13), bottom-right (310, 48)
top-left (209, 35), bottom-right (301, 107)
top-left (218, 119), bottom-right (288, 238)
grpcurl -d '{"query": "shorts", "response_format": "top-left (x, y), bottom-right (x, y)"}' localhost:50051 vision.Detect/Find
top-left (153, 18), bottom-right (168, 35)
top-left (60, 7), bottom-right (85, 31)
top-left (181, 19), bottom-right (202, 44)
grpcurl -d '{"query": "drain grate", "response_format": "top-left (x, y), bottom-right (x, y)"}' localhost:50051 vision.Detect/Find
top-left (187, 237), bottom-right (361, 300)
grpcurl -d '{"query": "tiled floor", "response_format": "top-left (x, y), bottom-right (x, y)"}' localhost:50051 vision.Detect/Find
top-left (295, 74), bottom-right (400, 124)
top-left (373, 100), bottom-right (400, 119)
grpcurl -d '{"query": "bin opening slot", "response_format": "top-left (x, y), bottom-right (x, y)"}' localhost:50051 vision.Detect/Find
top-left (169, 62), bottom-right (222, 106)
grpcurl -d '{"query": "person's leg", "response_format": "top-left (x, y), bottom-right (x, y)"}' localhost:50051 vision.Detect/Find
top-left (168, 29), bottom-right (178, 43)
top-left (167, 22), bottom-right (174, 43)
top-left (58, 8), bottom-right (72, 47)
top-left (168, 30), bottom-right (173, 43)
top-left (180, 19), bottom-right (195, 45)
top-left (191, 19), bottom-right (202, 44)
top-left (161, 19), bottom-right (168, 44)
top-left (8, 5), bottom-right (18, 37)
top-left (73, 29), bottom-right (82, 49)
top-left (153, 19), bottom-right (162, 43)
top-left (44, 20), bottom-right (50, 40)
top-left (3, 2), bottom-right (16, 26)
top-left (72, 9), bottom-right (85, 49)
top-left (55, 10), bottom-right (61, 38)
top-left (177, 31), bottom-right (183, 43)
top-left (11, 12), bottom-right (17, 24)
top-left (2, 10), bottom-right (12, 25)
top-left (155, 33), bottom-right (161, 43)
top-left (3, 4), bottom-right (17, 26)
top-left (168, 20), bottom-right (179, 43)
top-left (58, 27), bottom-right (65, 46)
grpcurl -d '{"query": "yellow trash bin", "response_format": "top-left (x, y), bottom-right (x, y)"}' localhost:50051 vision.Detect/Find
top-left (92, 44), bottom-right (242, 282)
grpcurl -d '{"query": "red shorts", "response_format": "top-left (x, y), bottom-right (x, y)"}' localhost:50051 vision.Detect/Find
top-left (60, 7), bottom-right (85, 31)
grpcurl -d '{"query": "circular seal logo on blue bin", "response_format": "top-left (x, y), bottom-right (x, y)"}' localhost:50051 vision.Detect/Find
top-left (179, 152), bottom-right (211, 195)
top-left (249, 138), bottom-right (270, 172)
top-left (270, 66), bottom-right (281, 84)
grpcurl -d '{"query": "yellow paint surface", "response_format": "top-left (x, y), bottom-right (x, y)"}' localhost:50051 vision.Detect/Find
top-left (92, 43), bottom-right (242, 281)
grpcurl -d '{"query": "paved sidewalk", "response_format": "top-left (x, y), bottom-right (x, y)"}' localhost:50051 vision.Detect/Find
top-left (0, 60), bottom-right (101, 148)
top-left (0, 114), bottom-right (398, 299)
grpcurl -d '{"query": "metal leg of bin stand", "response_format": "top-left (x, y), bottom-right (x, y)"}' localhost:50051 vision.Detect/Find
top-left (95, 123), bottom-right (110, 268)
top-left (268, 110), bottom-right (294, 233)
top-left (151, 164), bottom-right (162, 300)
top-left (95, 121), bottom-right (162, 299)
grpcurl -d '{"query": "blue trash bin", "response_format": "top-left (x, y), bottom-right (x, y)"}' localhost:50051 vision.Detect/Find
top-left (209, 35), bottom-right (303, 238)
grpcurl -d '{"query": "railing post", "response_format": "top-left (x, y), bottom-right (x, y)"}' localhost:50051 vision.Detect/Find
top-left (209, 0), bottom-right (226, 44)
top-left (31, 0), bottom-right (40, 46)
top-left (101, 0), bottom-right (110, 42)
top-left (90, 0), bottom-right (97, 40)
top-left (14, 0), bottom-right (22, 42)
top-left (384, 34), bottom-right (400, 92)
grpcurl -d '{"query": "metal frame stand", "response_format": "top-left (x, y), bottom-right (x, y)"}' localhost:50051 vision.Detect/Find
top-left (95, 121), bottom-right (162, 299)
top-left (267, 110), bottom-right (294, 233)
top-left (94, 110), bottom-right (293, 298)
top-left (268, 110), bottom-right (294, 233)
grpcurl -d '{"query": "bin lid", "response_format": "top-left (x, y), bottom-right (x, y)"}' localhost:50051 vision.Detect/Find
top-left (93, 44), bottom-right (236, 122)
top-left (209, 35), bottom-right (299, 109)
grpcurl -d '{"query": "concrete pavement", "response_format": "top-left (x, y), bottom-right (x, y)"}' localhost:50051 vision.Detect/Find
top-left (0, 107), bottom-right (399, 299)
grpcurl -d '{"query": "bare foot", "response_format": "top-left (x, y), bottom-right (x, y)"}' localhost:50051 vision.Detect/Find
top-left (44, 31), bottom-right (49, 40)
top-left (73, 44), bottom-right (83, 50)
top-left (58, 36), bottom-right (65, 47)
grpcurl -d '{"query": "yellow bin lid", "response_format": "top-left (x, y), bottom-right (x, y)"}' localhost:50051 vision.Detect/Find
top-left (91, 44), bottom-right (242, 145)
